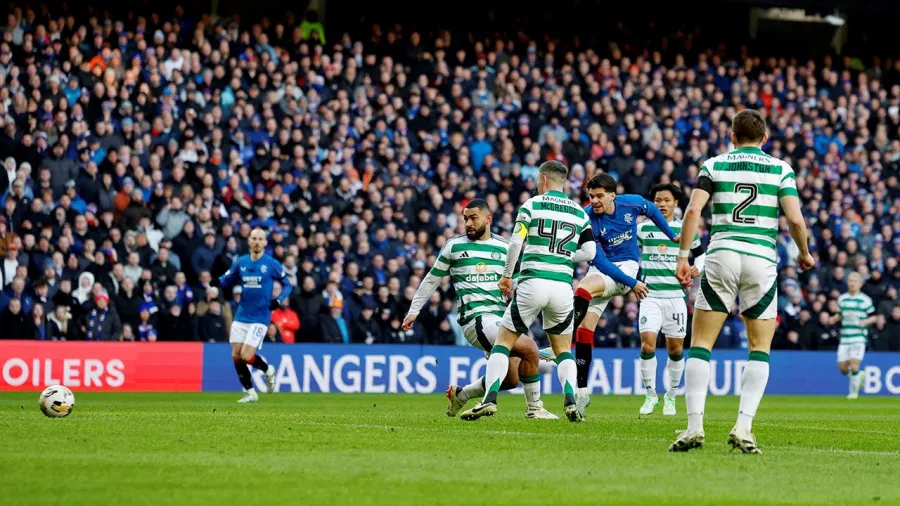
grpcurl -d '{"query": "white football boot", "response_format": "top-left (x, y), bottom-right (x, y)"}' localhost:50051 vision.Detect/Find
top-left (525, 401), bottom-right (559, 420)
top-left (237, 389), bottom-right (259, 403)
top-left (669, 429), bottom-right (705, 452)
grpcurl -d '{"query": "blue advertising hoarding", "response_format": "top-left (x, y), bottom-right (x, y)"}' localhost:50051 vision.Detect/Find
top-left (202, 344), bottom-right (900, 396)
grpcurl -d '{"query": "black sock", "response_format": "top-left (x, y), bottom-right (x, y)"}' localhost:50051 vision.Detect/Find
top-left (572, 296), bottom-right (591, 330)
top-left (234, 360), bottom-right (253, 390)
top-left (249, 354), bottom-right (269, 372)
top-left (575, 343), bottom-right (592, 388)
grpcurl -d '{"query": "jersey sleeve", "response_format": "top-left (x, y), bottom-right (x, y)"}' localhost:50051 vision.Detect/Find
top-left (218, 258), bottom-right (241, 288)
top-left (513, 200), bottom-right (533, 239)
top-left (698, 158), bottom-right (715, 181)
top-left (778, 163), bottom-right (798, 198)
top-left (636, 222), bottom-right (645, 248)
top-left (864, 297), bottom-right (875, 315)
top-left (271, 258), bottom-right (294, 302)
top-left (428, 242), bottom-right (453, 278)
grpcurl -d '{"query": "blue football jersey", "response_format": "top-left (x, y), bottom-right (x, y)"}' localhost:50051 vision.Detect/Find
top-left (219, 254), bottom-right (293, 325)
top-left (587, 194), bottom-right (677, 263)
top-left (585, 194), bottom-right (678, 288)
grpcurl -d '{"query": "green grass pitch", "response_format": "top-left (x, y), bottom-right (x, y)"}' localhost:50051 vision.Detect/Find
top-left (2, 392), bottom-right (899, 505)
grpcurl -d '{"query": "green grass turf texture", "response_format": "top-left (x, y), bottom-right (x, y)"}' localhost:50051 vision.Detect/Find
top-left (1, 393), bottom-right (898, 505)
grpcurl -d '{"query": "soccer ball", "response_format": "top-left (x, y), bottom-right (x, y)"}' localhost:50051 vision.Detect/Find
top-left (39, 385), bottom-right (75, 418)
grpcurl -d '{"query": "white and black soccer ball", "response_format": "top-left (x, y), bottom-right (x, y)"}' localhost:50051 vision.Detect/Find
top-left (39, 385), bottom-right (75, 418)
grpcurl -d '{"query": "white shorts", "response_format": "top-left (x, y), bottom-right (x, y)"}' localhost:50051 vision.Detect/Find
top-left (501, 278), bottom-right (574, 336)
top-left (694, 249), bottom-right (777, 319)
top-left (462, 314), bottom-right (502, 354)
top-left (587, 260), bottom-right (640, 317)
top-left (837, 343), bottom-right (866, 363)
top-left (639, 298), bottom-right (687, 338)
top-left (229, 321), bottom-right (267, 349)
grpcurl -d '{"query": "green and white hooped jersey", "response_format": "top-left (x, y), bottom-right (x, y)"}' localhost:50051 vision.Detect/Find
top-left (428, 234), bottom-right (515, 327)
top-left (837, 292), bottom-right (875, 345)
top-left (699, 146), bottom-right (798, 262)
top-left (637, 218), bottom-right (700, 299)
top-left (514, 190), bottom-right (591, 285)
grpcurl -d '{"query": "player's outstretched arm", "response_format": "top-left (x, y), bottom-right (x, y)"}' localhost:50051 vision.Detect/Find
top-left (642, 197), bottom-right (679, 241)
top-left (403, 245), bottom-right (451, 329)
top-left (590, 246), bottom-right (638, 289)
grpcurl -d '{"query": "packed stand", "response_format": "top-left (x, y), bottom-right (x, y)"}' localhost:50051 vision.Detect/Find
top-left (0, 6), bottom-right (898, 349)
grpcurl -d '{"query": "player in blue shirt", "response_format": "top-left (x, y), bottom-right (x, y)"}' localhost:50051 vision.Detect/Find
top-left (218, 228), bottom-right (294, 403)
top-left (549, 173), bottom-right (680, 416)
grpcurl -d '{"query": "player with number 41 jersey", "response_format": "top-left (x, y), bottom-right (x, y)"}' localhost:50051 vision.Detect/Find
top-left (635, 183), bottom-right (705, 417)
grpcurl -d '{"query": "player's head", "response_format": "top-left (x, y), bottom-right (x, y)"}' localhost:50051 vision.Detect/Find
top-left (249, 228), bottom-right (268, 255)
top-left (585, 173), bottom-right (617, 215)
top-left (847, 271), bottom-right (863, 293)
top-left (649, 183), bottom-right (683, 219)
top-left (731, 109), bottom-right (768, 147)
top-left (537, 160), bottom-right (568, 194)
top-left (463, 199), bottom-right (492, 240)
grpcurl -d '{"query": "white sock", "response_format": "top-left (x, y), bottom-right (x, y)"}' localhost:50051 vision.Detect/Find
top-left (482, 347), bottom-right (510, 404)
top-left (685, 354), bottom-right (711, 432)
top-left (524, 381), bottom-right (541, 404)
top-left (737, 354), bottom-right (770, 432)
top-left (640, 355), bottom-right (657, 396)
top-left (460, 378), bottom-right (486, 403)
top-left (557, 353), bottom-right (578, 402)
top-left (850, 370), bottom-right (862, 395)
top-left (666, 355), bottom-right (685, 396)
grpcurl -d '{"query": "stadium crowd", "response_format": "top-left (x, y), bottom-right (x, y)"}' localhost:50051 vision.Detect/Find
top-left (0, 5), bottom-right (898, 350)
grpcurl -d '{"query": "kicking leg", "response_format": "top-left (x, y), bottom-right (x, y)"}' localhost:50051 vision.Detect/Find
top-left (638, 331), bottom-right (659, 415)
top-left (662, 336), bottom-right (685, 415)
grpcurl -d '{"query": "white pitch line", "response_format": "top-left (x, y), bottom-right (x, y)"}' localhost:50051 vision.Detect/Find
top-left (292, 420), bottom-right (900, 457)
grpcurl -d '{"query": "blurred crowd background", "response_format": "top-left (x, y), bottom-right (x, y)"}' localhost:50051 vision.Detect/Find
top-left (0, 0), bottom-right (897, 351)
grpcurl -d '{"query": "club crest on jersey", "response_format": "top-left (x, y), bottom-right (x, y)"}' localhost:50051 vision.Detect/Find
top-left (624, 213), bottom-right (633, 223)
top-left (491, 251), bottom-right (501, 260)
top-left (601, 227), bottom-right (607, 236)
top-left (475, 262), bottom-right (488, 273)
top-left (658, 244), bottom-right (668, 253)
top-left (261, 265), bottom-right (268, 273)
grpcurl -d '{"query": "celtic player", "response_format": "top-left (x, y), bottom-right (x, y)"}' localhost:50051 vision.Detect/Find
top-left (670, 109), bottom-right (814, 454)
top-left (402, 199), bottom-right (557, 420)
top-left (636, 183), bottom-right (706, 416)
top-left (461, 160), bottom-right (597, 422)
top-left (830, 272), bottom-right (876, 400)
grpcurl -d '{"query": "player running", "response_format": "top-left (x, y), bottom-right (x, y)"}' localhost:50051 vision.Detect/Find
top-left (669, 109), bottom-right (814, 454)
top-left (402, 199), bottom-right (557, 420)
top-left (460, 160), bottom-right (597, 422)
top-left (541, 173), bottom-right (679, 417)
top-left (218, 228), bottom-right (294, 403)
top-left (636, 183), bottom-right (705, 416)
top-left (830, 272), bottom-right (876, 400)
